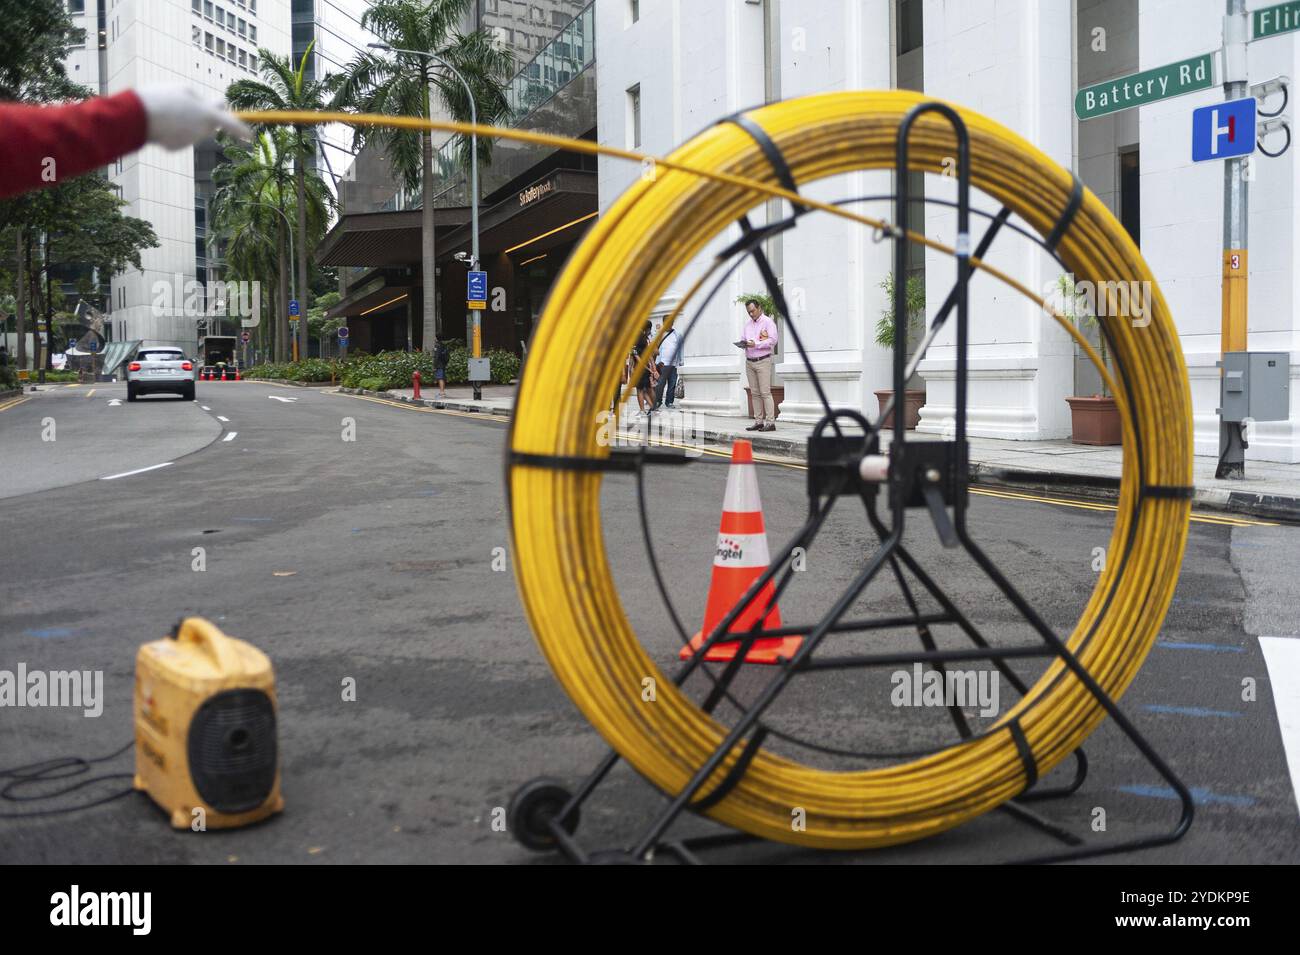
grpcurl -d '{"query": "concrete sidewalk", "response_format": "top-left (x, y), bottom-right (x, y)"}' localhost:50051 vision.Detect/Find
top-left (367, 384), bottom-right (1300, 522)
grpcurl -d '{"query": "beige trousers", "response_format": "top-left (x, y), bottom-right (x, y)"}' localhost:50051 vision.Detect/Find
top-left (745, 356), bottom-right (775, 422)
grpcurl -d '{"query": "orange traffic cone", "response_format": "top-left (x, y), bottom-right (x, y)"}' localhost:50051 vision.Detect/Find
top-left (680, 439), bottom-right (802, 665)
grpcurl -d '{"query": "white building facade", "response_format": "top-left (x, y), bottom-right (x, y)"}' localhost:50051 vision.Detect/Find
top-left (595, 0), bottom-right (1300, 463)
top-left (66, 0), bottom-right (293, 353)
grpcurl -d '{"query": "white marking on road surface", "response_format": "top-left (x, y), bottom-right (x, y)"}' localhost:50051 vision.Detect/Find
top-left (217, 415), bottom-right (230, 422)
top-left (1260, 636), bottom-right (1300, 820)
top-left (268, 395), bottom-right (299, 403)
top-left (101, 462), bottom-right (173, 481)
top-left (201, 405), bottom-right (211, 411)
top-left (223, 431), bottom-right (238, 442)
top-left (107, 399), bottom-right (122, 407)
top-left (86, 389), bottom-right (95, 398)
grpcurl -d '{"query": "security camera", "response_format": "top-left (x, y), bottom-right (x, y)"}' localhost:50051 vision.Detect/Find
top-left (453, 252), bottom-right (471, 263)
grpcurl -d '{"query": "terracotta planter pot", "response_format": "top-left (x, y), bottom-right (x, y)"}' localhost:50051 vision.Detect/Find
top-left (1066, 395), bottom-right (1122, 445)
top-left (874, 389), bottom-right (926, 430)
top-left (744, 384), bottom-right (785, 419)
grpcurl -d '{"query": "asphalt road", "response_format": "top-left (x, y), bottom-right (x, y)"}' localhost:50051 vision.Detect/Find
top-left (1, 380), bottom-right (1297, 864)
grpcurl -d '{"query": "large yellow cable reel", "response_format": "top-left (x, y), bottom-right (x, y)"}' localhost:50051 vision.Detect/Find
top-left (509, 90), bottom-right (1193, 850)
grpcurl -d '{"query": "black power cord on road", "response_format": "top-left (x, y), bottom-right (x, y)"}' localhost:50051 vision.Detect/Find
top-left (0, 739), bottom-right (135, 818)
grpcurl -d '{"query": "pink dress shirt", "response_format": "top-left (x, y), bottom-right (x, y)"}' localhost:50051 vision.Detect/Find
top-left (743, 314), bottom-right (778, 360)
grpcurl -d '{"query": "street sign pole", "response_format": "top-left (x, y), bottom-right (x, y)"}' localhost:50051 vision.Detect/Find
top-left (467, 271), bottom-right (488, 401)
top-left (1218, 0), bottom-right (1251, 478)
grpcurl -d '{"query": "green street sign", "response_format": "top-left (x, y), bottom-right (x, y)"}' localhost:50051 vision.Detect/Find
top-left (1254, 1), bottom-right (1300, 39)
top-left (1075, 53), bottom-right (1215, 120)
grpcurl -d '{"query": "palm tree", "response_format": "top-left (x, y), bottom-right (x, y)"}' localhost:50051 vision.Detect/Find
top-left (227, 41), bottom-right (340, 362)
top-left (211, 128), bottom-right (334, 363)
top-left (333, 0), bottom-right (514, 350)
top-left (210, 130), bottom-right (295, 361)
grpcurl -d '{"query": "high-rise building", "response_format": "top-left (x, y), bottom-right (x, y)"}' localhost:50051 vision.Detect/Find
top-left (290, 0), bottom-right (378, 192)
top-left (64, 0), bottom-right (292, 353)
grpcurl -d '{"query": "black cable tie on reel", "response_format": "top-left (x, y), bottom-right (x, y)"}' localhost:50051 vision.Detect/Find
top-left (1008, 719), bottom-right (1039, 792)
top-left (509, 448), bottom-right (692, 472)
top-left (1046, 173), bottom-right (1083, 251)
top-left (689, 727), bottom-right (770, 813)
top-left (720, 113), bottom-right (803, 215)
top-left (1140, 484), bottom-right (1195, 501)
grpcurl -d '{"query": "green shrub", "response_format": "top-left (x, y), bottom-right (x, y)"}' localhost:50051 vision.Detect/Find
top-left (356, 376), bottom-right (387, 392)
top-left (289, 358), bottom-right (335, 382)
top-left (336, 348), bottom-right (520, 389)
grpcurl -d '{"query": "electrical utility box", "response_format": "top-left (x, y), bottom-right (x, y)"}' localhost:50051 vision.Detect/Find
top-left (1218, 351), bottom-right (1290, 422)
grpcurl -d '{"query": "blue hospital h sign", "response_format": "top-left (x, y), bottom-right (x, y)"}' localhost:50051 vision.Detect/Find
top-left (1192, 98), bottom-right (1257, 162)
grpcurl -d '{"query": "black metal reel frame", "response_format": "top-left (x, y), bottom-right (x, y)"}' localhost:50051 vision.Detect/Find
top-left (506, 102), bottom-right (1194, 865)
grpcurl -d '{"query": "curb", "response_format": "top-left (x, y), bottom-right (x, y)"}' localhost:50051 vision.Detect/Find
top-left (339, 387), bottom-right (511, 416)
top-left (341, 388), bottom-right (1300, 523)
top-left (248, 379), bottom-right (337, 388)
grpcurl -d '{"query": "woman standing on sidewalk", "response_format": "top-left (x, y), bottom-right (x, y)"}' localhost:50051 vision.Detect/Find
top-left (632, 321), bottom-right (659, 416)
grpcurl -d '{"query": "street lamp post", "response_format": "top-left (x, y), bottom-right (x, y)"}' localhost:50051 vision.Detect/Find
top-left (369, 42), bottom-right (484, 399)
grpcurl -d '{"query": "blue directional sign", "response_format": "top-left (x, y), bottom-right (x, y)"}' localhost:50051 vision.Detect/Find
top-left (87, 339), bottom-right (99, 352)
top-left (289, 299), bottom-right (300, 316)
top-left (467, 270), bottom-right (488, 307)
top-left (1192, 98), bottom-right (1257, 162)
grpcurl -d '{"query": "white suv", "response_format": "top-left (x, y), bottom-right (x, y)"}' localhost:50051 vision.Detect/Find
top-left (127, 347), bottom-right (196, 402)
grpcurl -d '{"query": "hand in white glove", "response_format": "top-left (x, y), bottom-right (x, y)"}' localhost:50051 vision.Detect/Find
top-left (136, 86), bottom-right (251, 149)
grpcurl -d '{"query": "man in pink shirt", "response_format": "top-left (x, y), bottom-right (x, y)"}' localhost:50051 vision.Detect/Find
top-left (742, 298), bottom-right (779, 431)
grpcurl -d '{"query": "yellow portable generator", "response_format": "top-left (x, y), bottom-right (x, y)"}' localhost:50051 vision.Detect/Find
top-left (134, 617), bottom-right (284, 829)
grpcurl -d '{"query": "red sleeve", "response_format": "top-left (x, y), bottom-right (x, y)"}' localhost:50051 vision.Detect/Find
top-left (0, 91), bottom-right (148, 199)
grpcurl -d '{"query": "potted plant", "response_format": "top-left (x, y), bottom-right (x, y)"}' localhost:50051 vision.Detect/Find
top-left (1057, 273), bottom-right (1122, 446)
top-left (734, 291), bottom-right (785, 419)
top-left (874, 272), bottom-right (927, 429)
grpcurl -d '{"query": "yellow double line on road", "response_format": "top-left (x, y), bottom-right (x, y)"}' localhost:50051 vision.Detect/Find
top-left (613, 429), bottom-right (1277, 527)
top-left (0, 395), bottom-right (31, 413)
top-left (344, 395), bottom-right (1276, 528)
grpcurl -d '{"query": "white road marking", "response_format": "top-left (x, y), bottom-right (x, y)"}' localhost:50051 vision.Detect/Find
top-left (268, 395), bottom-right (299, 403)
top-left (101, 462), bottom-right (173, 481)
top-left (216, 415), bottom-right (230, 422)
top-left (201, 406), bottom-right (211, 411)
top-left (223, 431), bottom-right (238, 442)
top-left (107, 399), bottom-right (122, 407)
top-left (1261, 636), bottom-right (1300, 820)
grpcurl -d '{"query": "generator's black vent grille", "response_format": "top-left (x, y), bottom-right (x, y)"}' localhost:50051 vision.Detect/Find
top-left (187, 688), bottom-right (277, 814)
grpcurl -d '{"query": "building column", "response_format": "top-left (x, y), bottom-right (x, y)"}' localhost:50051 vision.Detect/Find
top-left (916, 0), bottom-right (1076, 440)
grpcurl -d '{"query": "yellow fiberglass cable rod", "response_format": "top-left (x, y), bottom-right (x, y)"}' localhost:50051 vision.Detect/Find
top-left (242, 96), bottom-right (1192, 850)
top-left (237, 109), bottom-right (1117, 396)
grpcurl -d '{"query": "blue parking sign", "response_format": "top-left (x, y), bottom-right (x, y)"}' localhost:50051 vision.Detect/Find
top-left (1192, 98), bottom-right (1256, 162)
top-left (467, 271), bottom-right (487, 302)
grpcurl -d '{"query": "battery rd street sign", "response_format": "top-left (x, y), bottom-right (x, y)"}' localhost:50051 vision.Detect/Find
top-left (1193, 97), bottom-right (1257, 161)
top-left (1254, 1), bottom-right (1300, 39)
top-left (1075, 53), bottom-right (1215, 120)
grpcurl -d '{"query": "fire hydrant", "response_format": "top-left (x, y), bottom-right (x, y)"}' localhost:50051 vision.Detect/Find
top-left (412, 370), bottom-right (422, 400)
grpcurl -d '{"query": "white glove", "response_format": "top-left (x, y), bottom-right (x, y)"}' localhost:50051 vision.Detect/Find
top-left (136, 85), bottom-right (251, 149)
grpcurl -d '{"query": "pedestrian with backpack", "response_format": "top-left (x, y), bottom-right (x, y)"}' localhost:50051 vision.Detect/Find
top-left (433, 338), bottom-right (450, 398)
